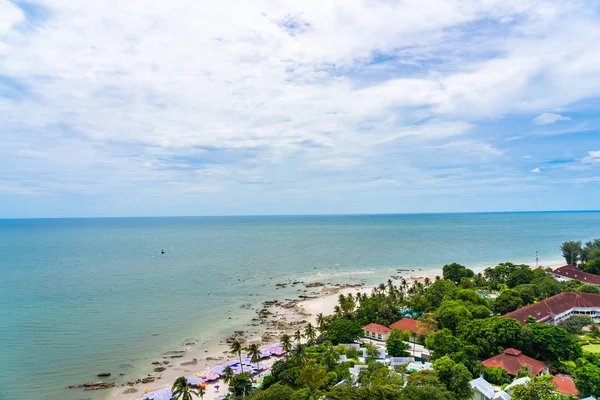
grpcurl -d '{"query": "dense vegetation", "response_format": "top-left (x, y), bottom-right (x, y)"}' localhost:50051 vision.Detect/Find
top-left (169, 238), bottom-right (600, 399)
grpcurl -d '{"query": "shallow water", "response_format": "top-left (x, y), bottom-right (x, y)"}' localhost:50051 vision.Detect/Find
top-left (1, 212), bottom-right (599, 399)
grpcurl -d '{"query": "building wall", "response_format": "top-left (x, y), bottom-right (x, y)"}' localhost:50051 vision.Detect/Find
top-left (363, 330), bottom-right (389, 341)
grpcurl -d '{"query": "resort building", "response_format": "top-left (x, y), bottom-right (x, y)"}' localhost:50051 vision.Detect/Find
top-left (552, 264), bottom-right (600, 286)
top-left (389, 318), bottom-right (434, 335)
top-left (361, 323), bottom-right (391, 341)
top-left (503, 291), bottom-right (600, 325)
top-left (481, 348), bottom-right (547, 377)
top-left (552, 376), bottom-right (579, 397)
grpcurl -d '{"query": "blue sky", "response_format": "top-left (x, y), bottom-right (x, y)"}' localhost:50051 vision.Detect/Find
top-left (1, 0), bottom-right (600, 217)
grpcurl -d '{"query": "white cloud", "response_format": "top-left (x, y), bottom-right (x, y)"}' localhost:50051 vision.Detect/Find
top-left (530, 167), bottom-right (541, 173)
top-left (582, 151), bottom-right (600, 164)
top-left (523, 155), bottom-right (532, 158)
top-left (1, 0), bottom-right (600, 214)
top-left (532, 113), bottom-right (571, 124)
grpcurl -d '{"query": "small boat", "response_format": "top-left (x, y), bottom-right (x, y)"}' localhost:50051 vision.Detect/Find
top-left (161, 249), bottom-right (165, 254)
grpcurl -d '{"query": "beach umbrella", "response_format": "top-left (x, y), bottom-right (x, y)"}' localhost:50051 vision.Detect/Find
top-left (215, 385), bottom-right (220, 390)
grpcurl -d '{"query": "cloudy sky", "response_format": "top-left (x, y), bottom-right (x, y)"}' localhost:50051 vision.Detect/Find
top-left (1, 0), bottom-right (600, 217)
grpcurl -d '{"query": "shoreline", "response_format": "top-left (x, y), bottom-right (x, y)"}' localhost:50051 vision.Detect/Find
top-left (103, 261), bottom-right (564, 400)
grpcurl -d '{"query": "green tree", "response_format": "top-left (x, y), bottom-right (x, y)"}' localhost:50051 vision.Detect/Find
top-left (296, 361), bottom-right (328, 394)
top-left (493, 289), bottom-right (523, 314)
top-left (433, 356), bottom-right (473, 400)
top-left (222, 366), bottom-right (234, 385)
top-left (471, 304), bottom-right (492, 319)
top-left (561, 241), bottom-right (582, 266)
top-left (386, 329), bottom-right (410, 357)
top-left (364, 343), bottom-right (381, 360)
top-left (443, 263), bottom-right (475, 285)
top-left (558, 314), bottom-right (593, 334)
top-left (247, 343), bottom-right (261, 371)
top-left (574, 363), bottom-right (600, 398)
top-left (582, 239), bottom-right (600, 263)
top-left (534, 277), bottom-right (562, 299)
top-left (510, 375), bottom-right (561, 400)
top-left (321, 342), bottom-right (340, 370)
top-left (321, 319), bottom-right (363, 345)
top-left (229, 339), bottom-right (244, 373)
top-left (294, 330), bottom-right (302, 344)
top-left (457, 316), bottom-right (522, 358)
top-left (482, 366), bottom-right (512, 385)
top-left (281, 334), bottom-right (293, 353)
top-left (425, 328), bottom-right (464, 359)
top-left (436, 300), bottom-right (472, 332)
top-left (172, 376), bottom-right (201, 400)
top-left (507, 265), bottom-right (536, 288)
top-left (514, 284), bottom-right (540, 305)
top-left (304, 323), bottom-right (317, 345)
top-left (253, 382), bottom-right (294, 400)
top-left (578, 284), bottom-right (600, 294)
top-left (421, 279), bottom-right (457, 311)
top-left (401, 370), bottom-right (454, 400)
top-left (229, 372), bottom-right (252, 398)
top-left (521, 323), bottom-right (582, 363)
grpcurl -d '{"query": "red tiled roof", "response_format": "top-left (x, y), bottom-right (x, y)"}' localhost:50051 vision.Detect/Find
top-left (362, 323), bottom-right (391, 335)
top-left (482, 348), bottom-right (546, 376)
top-left (553, 264), bottom-right (600, 285)
top-left (503, 292), bottom-right (600, 324)
top-left (552, 376), bottom-right (579, 396)
top-left (389, 318), bottom-right (434, 335)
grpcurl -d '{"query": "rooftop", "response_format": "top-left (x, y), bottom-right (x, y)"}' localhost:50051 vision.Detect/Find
top-left (503, 291), bottom-right (600, 324)
top-left (553, 264), bottom-right (600, 285)
top-left (362, 323), bottom-right (391, 335)
top-left (389, 318), bottom-right (434, 335)
top-left (552, 376), bottom-right (579, 396)
top-left (482, 348), bottom-right (546, 376)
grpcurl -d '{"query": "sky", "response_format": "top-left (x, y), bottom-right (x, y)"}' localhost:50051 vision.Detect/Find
top-left (1, 0), bottom-right (600, 218)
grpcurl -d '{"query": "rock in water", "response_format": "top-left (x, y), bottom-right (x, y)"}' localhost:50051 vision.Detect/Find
top-left (97, 372), bottom-right (111, 377)
top-left (82, 381), bottom-right (116, 391)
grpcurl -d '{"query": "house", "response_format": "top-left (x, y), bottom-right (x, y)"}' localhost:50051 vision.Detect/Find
top-left (503, 292), bottom-right (600, 325)
top-left (482, 348), bottom-right (546, 376)
top-left (406, 361), bottom-right (433, 372)
top-left (552, 265), bottom-right (600, 286)
top-left (389, 357), bottom-right (415, 367)
top-left (362, 323), bottom-right (392, 341)
top-left (389, 318), bottom-right (434, 336)
top-left (552, 376), bottom-right (579, 397)
top-left (469, 377), bottom-right (510, 400)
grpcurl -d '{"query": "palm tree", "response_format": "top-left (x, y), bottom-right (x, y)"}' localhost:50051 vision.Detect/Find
top-left (247, 343), bottom-right (261, 371)
top-left (304, 323), bottom-right (317, 345)
top-left (172, 376), bottom-right (201, 400)
top-left (321, 342), bottom-right (339, 370)
top-left (294, 330), bottom-right (302, 344)
top-left (280, 334), bottom-right (292, 354)
top-left (222, 366), bottom-right (234, 385)
top-left (289, 343), bottom-right (308, 365)
top-left (316, 313), bottom-right (326, 331)
top-left (229, 339), bottom-right (244, 373)
top-left (410, 331), bottom-right (417, 356)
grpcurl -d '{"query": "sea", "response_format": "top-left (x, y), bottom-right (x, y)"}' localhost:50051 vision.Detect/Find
top-left (1, 211), bottom-right (599, 400)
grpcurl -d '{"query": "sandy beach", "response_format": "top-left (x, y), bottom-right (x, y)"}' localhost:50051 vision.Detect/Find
top-left (104, 262), bottom-right (564, 400)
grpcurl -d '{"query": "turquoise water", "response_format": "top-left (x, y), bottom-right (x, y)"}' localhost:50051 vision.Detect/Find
top-left (1, 212), bottom-right (599, 399)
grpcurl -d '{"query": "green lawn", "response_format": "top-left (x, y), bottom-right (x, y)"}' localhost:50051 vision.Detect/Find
top-left (582, 344), bottom-right (600, 353)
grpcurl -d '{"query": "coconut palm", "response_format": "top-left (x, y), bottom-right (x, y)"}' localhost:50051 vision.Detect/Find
top-left (280, 334), bottom-right (292, 353)
top-left (289, 343), bottom-right (308, 365)
top-left (321, 342), bottom-right (340, 370)
top-left (229, 339), bottom-right (244, 373)
top-left (246, 343), bottom-right (261, 371)
top-left (172, 376), bottom-right (201, 400)
top-left (222, 366), bottom-right (234, 385)
top-left (304, 323), bottom-right (317, 345)
top-left (316, 313), bottom-right (326, 331)
top-left (294, 330), bottom-right (303, 344)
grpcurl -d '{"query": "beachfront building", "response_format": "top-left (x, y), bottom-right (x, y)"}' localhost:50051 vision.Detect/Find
top-left (552, 264), bottom-right (600, 286)
top-left (503, 292), bottom-right (600, 324)
top-left (482, 348), bottom-right (547, 377)
top-left (469, 377), bottom-right (510, 400)
top-left (362, 323), bottom-right (391, 341)
top-left (389, 318), bottom-right (434, 336)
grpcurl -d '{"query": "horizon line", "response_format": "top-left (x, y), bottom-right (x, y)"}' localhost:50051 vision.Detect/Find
top-left (2, 209), bottom-right (600, 220)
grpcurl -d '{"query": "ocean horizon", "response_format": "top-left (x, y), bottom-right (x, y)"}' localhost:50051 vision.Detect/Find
top-left (1, 211), bottom-right (599, 399)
